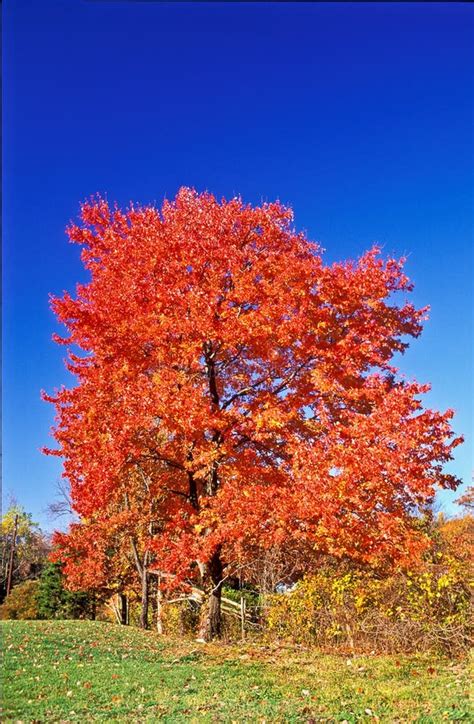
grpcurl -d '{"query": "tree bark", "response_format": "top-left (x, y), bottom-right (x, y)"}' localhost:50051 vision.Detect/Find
top-left (120, 593), bottom-right (128, 625)
top-left (196, 342), bottom-right (224, 639)
top-left (156, 574), bottom-right (163, 634)
top-left (197, 548), bottom-right (223, 641)
top-left (129, 534), bottom-right (149, 630)
top-left (140, 569), bottom-right (149, 629)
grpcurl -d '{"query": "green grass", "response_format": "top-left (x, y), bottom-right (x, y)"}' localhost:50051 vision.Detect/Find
top-left (1, 620), bottom-right (472, 722)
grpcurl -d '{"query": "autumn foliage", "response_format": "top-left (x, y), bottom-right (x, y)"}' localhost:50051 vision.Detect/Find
top-left (44, 188), bottom-right (462, 639)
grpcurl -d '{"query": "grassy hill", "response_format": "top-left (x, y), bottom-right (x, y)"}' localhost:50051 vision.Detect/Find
top-left (1, 620), bottom-right (471, 722)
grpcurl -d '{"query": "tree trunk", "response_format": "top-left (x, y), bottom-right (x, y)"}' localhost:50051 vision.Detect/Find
top-left (120, 593), bottom-right (128, 625)
top-left (197, 548), bottom-right (223, 641)
top-left (129, 535), bottom-right (149, 629)
top-left (140, 570), bottom-right (149, 629)
top-left (90, 594), bottom-right (96, 621)
top-left (6, 515), bottom-right (19, 597)
top-left (156, 575), bottom-right (163, 634)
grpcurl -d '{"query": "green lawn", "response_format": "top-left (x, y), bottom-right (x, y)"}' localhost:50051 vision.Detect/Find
top-left (1, 620), bottom-right (471, 722)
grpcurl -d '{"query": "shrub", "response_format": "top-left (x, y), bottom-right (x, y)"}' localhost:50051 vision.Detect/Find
top-left (264, 556), bottom-right (472, 656)
top-left (160, 600), bottom-right (199, 637)
top-left (0, 580), bottom-right (39, 620)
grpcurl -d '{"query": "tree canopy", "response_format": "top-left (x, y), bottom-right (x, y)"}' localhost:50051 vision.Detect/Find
top-left (44, 188), bottom-right (462, 638)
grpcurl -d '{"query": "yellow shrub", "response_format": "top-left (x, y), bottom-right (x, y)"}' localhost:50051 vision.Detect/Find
top-left (0, 580), bottom-right (39, 620)
top-left (264, 556), bottom-right (471, 654)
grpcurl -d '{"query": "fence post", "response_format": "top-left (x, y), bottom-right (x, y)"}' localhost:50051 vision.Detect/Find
top-left (240, 595), bottom-right (246, 641)
top-left (156, 574), bottom-right (163, 634)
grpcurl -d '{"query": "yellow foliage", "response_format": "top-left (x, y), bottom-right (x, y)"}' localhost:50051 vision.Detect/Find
top-left (264, 554), bottom-right (472, 654)
top-left (0, 580), bottom-right (40, 620)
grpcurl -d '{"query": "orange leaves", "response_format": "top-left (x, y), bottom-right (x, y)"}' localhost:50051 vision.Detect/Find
top-left (44, 188), bottom-right (463, 587)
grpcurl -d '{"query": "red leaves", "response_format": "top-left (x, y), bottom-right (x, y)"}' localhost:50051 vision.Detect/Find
top-left (44, 188), bottom-right (463, 588)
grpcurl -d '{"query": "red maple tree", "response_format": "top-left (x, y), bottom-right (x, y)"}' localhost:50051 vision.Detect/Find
top-left (44, 188), bottom-right (462, 638)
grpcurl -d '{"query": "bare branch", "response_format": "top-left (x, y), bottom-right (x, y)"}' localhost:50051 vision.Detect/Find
top-left (46, 480), bottom-right (75, 520)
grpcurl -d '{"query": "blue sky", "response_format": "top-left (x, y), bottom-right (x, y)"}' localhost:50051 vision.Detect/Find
top-left (3, 1), bottom-right (473, 531)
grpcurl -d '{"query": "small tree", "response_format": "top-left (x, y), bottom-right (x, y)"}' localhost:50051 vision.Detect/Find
top-left (36, 562), bottom-right (96, 620)
top-left (36, 562), bottom-right (65, 618)
top-left (0, 506), bottom-right (50, 602)
top-left (52, 512), bottom-right (141, 624)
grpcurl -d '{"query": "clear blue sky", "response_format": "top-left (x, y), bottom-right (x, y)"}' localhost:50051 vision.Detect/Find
top-left (3, 1), bottom-right (473, 531)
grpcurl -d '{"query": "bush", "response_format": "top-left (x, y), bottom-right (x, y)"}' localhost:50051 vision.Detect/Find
top-left (264, 557), bottom-right (472, 656)
top-left (0, 580), bottom-right (39, 620)
top-left (160, 600), bottom-right (199, 637)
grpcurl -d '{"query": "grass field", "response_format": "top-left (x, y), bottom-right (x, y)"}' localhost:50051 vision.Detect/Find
top-left (1, 620), bottom-right (471, 722)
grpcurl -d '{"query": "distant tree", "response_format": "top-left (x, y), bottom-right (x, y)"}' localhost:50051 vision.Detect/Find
top-left (438, 513), bottom-right (474, 565)
top-left (455, 485), bottom-right (474, 512)
top-left (0, 506), bottom-right (50, 602)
